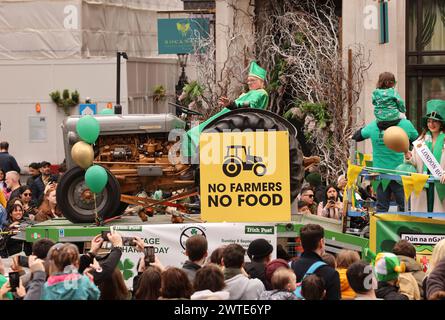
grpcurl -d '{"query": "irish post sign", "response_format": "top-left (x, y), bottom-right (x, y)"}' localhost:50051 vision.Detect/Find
top-left (200, 131), bottom-right (291, 222)
top-left (157, 18), bottom-right (210, 54)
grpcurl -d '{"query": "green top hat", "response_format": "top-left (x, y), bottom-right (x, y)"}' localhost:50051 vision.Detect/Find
top-left (422, 99), bottom-right (445, 128)
top-left (248, 61), bottom-right (267, 81)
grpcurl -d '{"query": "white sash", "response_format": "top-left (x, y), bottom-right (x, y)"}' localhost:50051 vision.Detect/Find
top-left (412, 140), bottom-right (444, 178)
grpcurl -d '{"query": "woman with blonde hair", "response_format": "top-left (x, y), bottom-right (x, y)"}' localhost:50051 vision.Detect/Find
top-left (35, 184), bottom-right (62, 222)
top-left (424, 239), bottom-right (445, 299)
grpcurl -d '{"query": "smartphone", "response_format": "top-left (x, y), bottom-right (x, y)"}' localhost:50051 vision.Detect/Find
top-left (101, 230), bottom-right (110, 241)
top-left (17, 255), bottom-right (29, 268)
top-left (122, 237), bottom-right (136, 247)
top-left (9, 272), bottom-right (20, 292)
top-left (144, 246), bottom-right (155, 264)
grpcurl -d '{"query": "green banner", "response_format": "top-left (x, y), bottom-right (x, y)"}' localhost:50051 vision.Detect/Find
top-left (370, 214), bottom-right (445, 271)
top-left (158, 18), bottom-right (210, 54)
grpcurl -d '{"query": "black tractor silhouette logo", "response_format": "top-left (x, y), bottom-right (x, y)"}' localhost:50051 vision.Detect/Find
top-left (222, 145), bottom-right (267, 178)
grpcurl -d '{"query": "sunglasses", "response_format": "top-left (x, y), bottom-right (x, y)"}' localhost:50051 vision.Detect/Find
top-left (23, 193), bottom-right (32, 196)
top-left (305, 194), bottom-right (314, 198)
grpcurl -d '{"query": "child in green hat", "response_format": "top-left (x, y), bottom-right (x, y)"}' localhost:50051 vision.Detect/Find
top-left (373, 252), bottom-right (409, 300)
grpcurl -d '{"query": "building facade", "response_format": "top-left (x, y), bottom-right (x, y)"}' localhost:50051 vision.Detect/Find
top-left (343, 0), bottom-right (445, 153)
top-left (0, 0), bottom-right (183, 168)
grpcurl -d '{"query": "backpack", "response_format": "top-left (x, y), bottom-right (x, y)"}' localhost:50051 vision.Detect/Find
top-left (293, 261), bottom-right (327, 299)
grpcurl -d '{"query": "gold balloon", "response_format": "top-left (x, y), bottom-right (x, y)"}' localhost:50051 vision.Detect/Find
top-left (71, 141), bottom-right (94, 169)
top-left (383, 126), bottom-right (409, 153)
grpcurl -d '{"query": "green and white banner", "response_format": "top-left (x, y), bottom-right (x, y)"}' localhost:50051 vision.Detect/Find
top-left (111, 223), bottom-right (277, 289)
top-left (370, 214), bottom-right (445, 272)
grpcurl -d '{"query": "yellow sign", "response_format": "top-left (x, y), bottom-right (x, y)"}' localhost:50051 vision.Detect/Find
top-left (200, 131), bottom-right (291, 222)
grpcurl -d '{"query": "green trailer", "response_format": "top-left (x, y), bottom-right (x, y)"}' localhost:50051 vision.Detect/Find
top-left (21, 213), bottom-right (368, 255)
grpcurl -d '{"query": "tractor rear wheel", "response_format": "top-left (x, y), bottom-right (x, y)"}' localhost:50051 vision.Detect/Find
top-left (222, 158), bottom-right (242, 177)
top-left (202, 108), bottom-right (305, 200)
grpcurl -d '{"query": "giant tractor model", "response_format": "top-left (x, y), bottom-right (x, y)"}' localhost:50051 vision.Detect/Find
top-left (57, 109), bottom-right (306, 223)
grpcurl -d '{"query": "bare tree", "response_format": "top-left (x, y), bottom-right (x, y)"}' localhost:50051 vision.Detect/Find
top-left (188, 1), bottom-right (256, 118)
top-left (185, 0), bottom-right (370, 183)
top-left (256, 0), bottom-right (371, 183)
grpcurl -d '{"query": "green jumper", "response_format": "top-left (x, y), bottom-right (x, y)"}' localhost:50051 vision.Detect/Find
top-left (182, 89), bottom-right (269, 159)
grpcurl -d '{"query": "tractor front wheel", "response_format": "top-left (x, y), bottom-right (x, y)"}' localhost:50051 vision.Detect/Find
top-left (57, 166), bottom-right (122, 223)
top-left (253, 163), bottom-right (267, 177)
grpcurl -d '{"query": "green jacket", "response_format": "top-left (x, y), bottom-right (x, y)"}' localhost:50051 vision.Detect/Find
top-left (372, 88), bottom-right (406, 122)
top-left (183, 89), bottom-right (269, 158)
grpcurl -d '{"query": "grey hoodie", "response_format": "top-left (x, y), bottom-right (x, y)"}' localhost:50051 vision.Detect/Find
top-left (224, 274), bottom-right (265, 300)
top-left (259, 290), bottom-right (298, 300)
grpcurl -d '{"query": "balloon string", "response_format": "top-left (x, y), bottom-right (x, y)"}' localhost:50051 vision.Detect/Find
top-left (94, 192), bottom-right (97, 221)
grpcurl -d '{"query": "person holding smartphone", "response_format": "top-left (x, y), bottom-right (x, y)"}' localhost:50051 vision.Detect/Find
top-left (317, 185), bottom-right (343, 220)
top-left (0, 203), bottom-right (32, 257)
top-left (78, 231), bottom-right (124, 287)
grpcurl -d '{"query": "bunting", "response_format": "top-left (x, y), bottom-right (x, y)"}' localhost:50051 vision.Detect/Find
top-left (411, 173), bottom-right (430, 196)
top-left (347, 160), bottom-right (363, 189)
top-left (401, 175), bottom-right (414, 200)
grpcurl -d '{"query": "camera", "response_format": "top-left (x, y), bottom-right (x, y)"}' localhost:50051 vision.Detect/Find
top-left (8, 272), bottom-right (20, 292)
top-left (17, 255), bottom-right (29, 268)
top-left (144, 246), bottom-right (155, 265)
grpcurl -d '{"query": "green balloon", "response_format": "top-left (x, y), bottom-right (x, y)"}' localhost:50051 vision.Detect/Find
top-left (85, 165), bottom-right (108, 193)
top-left (395, 162), bottom-right (417, 185)
top-left (99, 108), bottom-right (114, 115)
top-left (76, 115), bottom-right (100, 144)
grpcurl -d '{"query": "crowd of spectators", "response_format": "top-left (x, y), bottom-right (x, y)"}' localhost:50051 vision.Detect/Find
top-left (1, 223), bottom-right (443, 301)
top-left (0, 141), bottom-right (66, 258)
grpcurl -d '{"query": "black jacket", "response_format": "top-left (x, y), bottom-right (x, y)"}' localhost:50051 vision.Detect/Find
top-left (78, 247), bottom-right (122, 285)
top-left (290, 251), bottom-right (341, 300)
top-left (0, 152), bottom-right (20, 173)
top-left (244, 261), bottom-right (268, 289)
top-left (30, 176), bottom-right (45, 206)
top-left (375, 281), bottom-right (409, 300)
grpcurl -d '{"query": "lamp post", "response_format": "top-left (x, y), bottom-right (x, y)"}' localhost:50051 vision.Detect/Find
top-left (175, 53), bottom-right (189, 105)
top-left (115, 51), bottom-right (128, 114)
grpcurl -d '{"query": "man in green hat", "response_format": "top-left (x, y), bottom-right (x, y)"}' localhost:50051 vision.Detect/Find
top-left (406, 99), bottom-right (445, 212)
top-left (218, 61), bottom-right (269, 110)
top-left (182, 61), bottom-right (269, 159)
